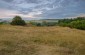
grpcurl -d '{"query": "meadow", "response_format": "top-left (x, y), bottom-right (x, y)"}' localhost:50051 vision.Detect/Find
top-left (0, 25), bottom-right (85, 55)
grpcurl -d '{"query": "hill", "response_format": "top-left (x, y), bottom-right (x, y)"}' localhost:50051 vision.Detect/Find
top-left (0, 25), bottom-right (85, 55)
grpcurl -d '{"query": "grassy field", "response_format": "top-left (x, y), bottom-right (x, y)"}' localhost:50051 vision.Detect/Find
top-left (0, 25), bottom-right (85, 55)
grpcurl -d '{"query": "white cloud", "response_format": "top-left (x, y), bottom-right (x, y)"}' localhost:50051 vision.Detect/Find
top-left (0, 9), bottom-right (18, 18)
top-left (0, 8), bottom-right (43, 19)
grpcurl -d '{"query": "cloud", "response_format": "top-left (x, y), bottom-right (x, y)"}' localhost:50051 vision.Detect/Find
top-left (2, 0), bottom-right (13, 3)
top-left (0, 0), bottom-right (85, 19)
top-left (0, 8), bottom-right (43, 19)
top-left (0, 9), bottom-right (18, 18)
top-left (25, 0), bottom-right (41, 4)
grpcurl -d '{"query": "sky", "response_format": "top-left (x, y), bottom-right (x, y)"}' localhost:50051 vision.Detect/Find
top-left (0, 0), bottom-right (85, 20)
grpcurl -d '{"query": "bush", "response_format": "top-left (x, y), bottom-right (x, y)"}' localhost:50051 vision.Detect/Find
top-left (41, 21), bottom-right (57, 26)
top-left (58, 17), bottom-right (85, 30)
top-left (0, 22), bottom-right (4, 25)
top-left (36, 23), bottom-right (42, 26)
top-left (10, 16), bottom-right (26, 26)
top-left (29, 21), bottom-right (42, 26)
top-left (29, 21), bottom-right (57, 27)
top-left (58, 23), bottom-right (69, 27)
top-left (69, 20), bottom-right (85, 30)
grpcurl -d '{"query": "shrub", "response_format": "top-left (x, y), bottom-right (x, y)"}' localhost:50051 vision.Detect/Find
top-left (69, 20), bottom-right (85, 30)
top-left (42, 21), bottom-right (57, 26)
top-left (58, 23), bottom-right (69, 27)
top-left (10, 16), bottom-right (26, 26)
top-left (0, 22), bottom-right (4, 25)
top-left (58, 17), bottom-right (85, 30)
top-left (29, 21), bottom-right (42, 26)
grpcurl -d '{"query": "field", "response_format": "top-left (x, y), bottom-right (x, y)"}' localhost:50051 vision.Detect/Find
top-left (0, 25), bottom-right (85, 55)
top-left (25, 19), bottom-right (58, 23)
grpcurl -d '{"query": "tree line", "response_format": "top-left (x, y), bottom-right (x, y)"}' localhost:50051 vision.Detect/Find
top-left (10, 16), bottom-right (58, 26)
top-left (58, 17), bottom-right (85, 30)
top-left (10, 16), bottom-right (85, 30)
top-left (1, 16), bottom-right (85, 30)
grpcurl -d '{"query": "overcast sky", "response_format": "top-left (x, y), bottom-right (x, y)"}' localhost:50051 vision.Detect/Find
top-left (0, 0), bottom-right (85, 20)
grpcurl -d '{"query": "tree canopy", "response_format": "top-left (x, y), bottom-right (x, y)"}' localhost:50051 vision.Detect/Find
top-left (10, 16), bottom-right (26, 26)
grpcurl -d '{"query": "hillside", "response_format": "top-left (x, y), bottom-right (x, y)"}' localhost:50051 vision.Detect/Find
top-left (0, 25), bottom-right (85, 55)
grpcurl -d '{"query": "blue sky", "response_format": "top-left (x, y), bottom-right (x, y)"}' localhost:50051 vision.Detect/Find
top-left (0, 0), bottom-right (85, 20)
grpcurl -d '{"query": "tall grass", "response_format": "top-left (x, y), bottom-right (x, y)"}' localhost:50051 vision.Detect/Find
top-left (0, 25), bottom-right (85, 55)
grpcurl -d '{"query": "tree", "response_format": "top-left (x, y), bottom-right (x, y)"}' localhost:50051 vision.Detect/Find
top-left (10, 16), bottom-right (26, 26)
top-left (69, 20), bottom-right (85, 30)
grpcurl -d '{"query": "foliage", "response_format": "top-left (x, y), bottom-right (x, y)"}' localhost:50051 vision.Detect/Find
top-left (69, 20), bottom-right (85, 30)
top-left (0, 22), bottom-right (8, 25)
top-left (29, 21), bottom-right (42, 26)
top-left (0, 22), bottom-right (4, 24)
top-left (58, 19), bottom-right (73, 24)
top-left (10, 16), bottom-right (26, 26)
top-left (58, 17), bottom-right (85, 30)
top-left (29, 21), bottom-right (57, 26)
top-left (42, 21), bottom-right (57, 26)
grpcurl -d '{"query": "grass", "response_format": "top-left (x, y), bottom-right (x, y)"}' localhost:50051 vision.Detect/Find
top-left (0, 25), bottom-right (85, 55)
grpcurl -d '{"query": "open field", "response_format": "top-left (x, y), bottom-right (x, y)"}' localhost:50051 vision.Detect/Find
top-left (25, 19), bottom-right (58, 23)
top-left (0, 25), bottom-right (85, 55)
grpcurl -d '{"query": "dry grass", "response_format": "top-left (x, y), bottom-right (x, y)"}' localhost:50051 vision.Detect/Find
top-left (0, 25), bottom-right (85, 55)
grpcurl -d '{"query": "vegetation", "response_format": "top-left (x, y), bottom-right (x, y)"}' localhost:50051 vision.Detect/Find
top-left (58, 17), bottom-right (85, 30)
top-left (69, 20), bottom-right (85, 30)
top-left (29, 17), bottom-right (85, 30)
top-left (0, 16), bottom-right (85, 55)
top-left (29, 21), bottom-right (57, 26)
top-left (0, 25), bottom-right (85, 55)
top-left (1, 16), bottom-right (85, 30)
top-left (10, 16), bottom-right (26, 26)
top-left (0, 22), bottom-right (4, 24)
top-left (0, 20), bottom-right (9, 25)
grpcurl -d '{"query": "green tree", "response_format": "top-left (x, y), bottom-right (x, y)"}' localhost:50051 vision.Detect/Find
top-left (69, 20), bottom-right (85, 30)
top-left (10, 16), bottom-right (26, 26)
